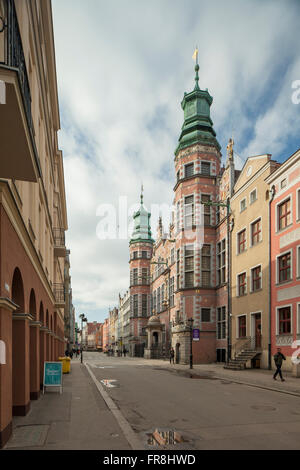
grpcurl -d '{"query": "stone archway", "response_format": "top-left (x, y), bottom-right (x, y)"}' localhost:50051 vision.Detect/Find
top-left (11, 267), bottom-right (30, 416)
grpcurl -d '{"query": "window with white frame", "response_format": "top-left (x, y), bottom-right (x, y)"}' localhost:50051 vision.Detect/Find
top-left (217, 239), bottom-right (226, 285)
top-left (170, 277), bottom-right (174, 307)
top-left (297, 189), bottom-right (300, 221)
top-left (240, 198), bottom-right (246, 212)
top-left (297, 304), bottom-right (300, 335)
top-left (185, 163), bottom-right (194, 178)
top-left (201, 194), bottom-right (211, 225)
top-left (278, 198), bottom-right (291, 230)
top-left (238, 315), bottom-right (247, 338)
top-left (184, 244), bottom-right (194, 288)
top-left (132, 268), bottom-right (138, 285)
top-left (176, 201), bottom-right (181, 231)
top-left (278, 306), bottom-right (291, 334)
top-left (238, 229), bottom-right (246, 254)
top-left (133, 294), bottom-right (138, 316)
top-left (297, 246), bottom-right (300, 278)
top-left (157, 287), bottom-right (161, 313)
top-left (170, 248), bottom-right (175, 265)
top-left (201, 161), bottom-right (211, 176)
top-left (238, 272), bottom-right (247, 296)
top-left (201, 244), bottom-right (211, 287)
top-left (217, 306), bottom-right (226, 339)
top-left (250, 189), bottom-right (257, 204)
top-left (176, 249), bottom-right (180, 290)
top-left (278, 252), bottom-right (291, 283)
top-left (142, 294), bottom-right (147, 317)
top-left (251, 218), bottom-right (262, 246)
top-left (251, 265), bottom-right (262, 292)
top-left (184, 195), bottom-right (194, 228)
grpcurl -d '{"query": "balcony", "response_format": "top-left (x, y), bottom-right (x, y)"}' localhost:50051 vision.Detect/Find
top-left (53, 283), bottom-right (65, 308)
top-left (53, 228), bottom-right (66, 258)
top-left (0, 0), bottom-right (39, 182)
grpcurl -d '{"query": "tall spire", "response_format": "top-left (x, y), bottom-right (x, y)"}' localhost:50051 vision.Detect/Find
top-left (175, 50), bottom-right (220, 155)
top-left (194, 64), bottom-right (200, 91)
top-left (140, 183), bottom-right (144, 205)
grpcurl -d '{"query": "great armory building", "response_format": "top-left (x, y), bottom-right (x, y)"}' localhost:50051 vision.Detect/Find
top-left (124, 64), bottom-right (300, 371)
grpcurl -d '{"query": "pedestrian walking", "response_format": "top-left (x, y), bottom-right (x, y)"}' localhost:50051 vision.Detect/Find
top-left (170, 347), bottom-right (175, 365)
top-left (65, 349), bottom-right (69, 357)
top-left (273, 347), bottom-right (286, 381)
top-left (123, 347), bottom-right (126, 357)
top-left (69, 350), bottom-right (73, 359)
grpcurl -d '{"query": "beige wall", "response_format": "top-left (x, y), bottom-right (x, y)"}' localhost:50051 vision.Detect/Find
top-left (231, 156), bottom-right (277, 367)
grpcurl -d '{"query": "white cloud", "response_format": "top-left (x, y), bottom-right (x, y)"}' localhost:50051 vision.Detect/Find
top-left (52, 0), bottom-right (300, 322)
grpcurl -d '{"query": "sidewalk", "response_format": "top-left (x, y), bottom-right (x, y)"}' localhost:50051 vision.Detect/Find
top-left (136, 357), bottom-right (300, 397)
top-left (3, 360), bottom-right (131, 450)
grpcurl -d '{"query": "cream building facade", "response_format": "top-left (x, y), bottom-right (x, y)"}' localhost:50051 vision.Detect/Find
top-left (0, 0), bottom-right (68, 447)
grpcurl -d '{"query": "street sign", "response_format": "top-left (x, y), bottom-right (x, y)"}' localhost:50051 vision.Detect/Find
top-left (193, 329), bottom-right (200, 341)
top-left (43, 362), bottom-right (63, 394)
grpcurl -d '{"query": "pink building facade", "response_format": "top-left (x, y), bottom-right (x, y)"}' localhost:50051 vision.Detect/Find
top-left (267, 149), bottom-right (300, 370)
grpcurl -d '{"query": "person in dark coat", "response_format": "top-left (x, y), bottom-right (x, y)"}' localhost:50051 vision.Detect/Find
top-left (273, 347), bottom-right (286, 381)
top-left (65, 349), bottom-right (69, 357)
top-left (170, 347), bottom-right (175, 365)
top-left (123, 347), bottom-right (126, 357)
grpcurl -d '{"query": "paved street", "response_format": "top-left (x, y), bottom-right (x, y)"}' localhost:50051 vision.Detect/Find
top-left (85, 352), bottom-right (300, 450)
top-left (3, 351), bottom-right (300, 450)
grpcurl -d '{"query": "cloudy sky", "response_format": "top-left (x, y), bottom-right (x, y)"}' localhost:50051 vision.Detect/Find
top-left (51, 0), bottom-right (300, 324)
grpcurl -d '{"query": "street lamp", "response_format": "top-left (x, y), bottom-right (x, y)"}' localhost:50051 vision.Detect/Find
top-left (79, 314), bottom-right (87, 363)
top-left (188, 317), bottom-right (194, 369)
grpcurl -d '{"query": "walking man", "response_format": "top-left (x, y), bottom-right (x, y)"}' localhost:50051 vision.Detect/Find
top-left (273, 347), bottom-right (286, 381)
top-left (170, 347), bottom-right (175, 365)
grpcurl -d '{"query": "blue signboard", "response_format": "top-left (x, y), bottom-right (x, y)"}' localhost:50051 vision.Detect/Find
top-left (193, 329), bottom-right (200, 341)
top-left (43, 362), bottom-right (62, 394)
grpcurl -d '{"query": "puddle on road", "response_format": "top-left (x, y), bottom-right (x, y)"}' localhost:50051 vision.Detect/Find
top-left (147, 429), bottom-right (186, 447)
top-left (100, 379), bottom-right (119, 388)
top-left (251, 405), bottom-right (276, 411)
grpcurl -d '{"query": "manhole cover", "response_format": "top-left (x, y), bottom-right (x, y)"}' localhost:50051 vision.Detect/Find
top-left (251, 405), bottom-right (276, 411)
top-left (5, 425), bottom-right (49, 448)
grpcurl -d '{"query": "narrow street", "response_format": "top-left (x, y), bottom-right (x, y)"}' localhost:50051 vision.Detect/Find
top-left (83, 352), bottom-right (300, 450)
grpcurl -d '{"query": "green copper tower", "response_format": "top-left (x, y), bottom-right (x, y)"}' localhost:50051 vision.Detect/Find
top-left (175, 62), bottom-right (220, 155)
top-left (130, 187), bottom-right (154, 245)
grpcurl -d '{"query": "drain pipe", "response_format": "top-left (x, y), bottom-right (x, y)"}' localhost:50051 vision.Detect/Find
top-left (268, 185), bottom-right (275, 370)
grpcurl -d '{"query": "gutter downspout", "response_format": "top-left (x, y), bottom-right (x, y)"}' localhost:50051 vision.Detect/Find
top-left (268, 185), bottom-right (275, 369)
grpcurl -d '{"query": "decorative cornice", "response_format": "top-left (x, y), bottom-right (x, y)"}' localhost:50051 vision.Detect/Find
top-left (0, 297), bottom-right (18, 312)
top-left (12, 312), bottom-right (34, 321)
top-left (30, 320), bottom-right (42, 327)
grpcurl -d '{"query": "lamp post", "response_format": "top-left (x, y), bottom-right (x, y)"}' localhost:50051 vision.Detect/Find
top-left (188, 317), bottom-right (194, 369)
top-left (79, 314), bottom-right (87, 363)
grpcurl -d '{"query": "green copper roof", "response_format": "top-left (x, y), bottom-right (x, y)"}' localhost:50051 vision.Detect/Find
top-left (175, 64), bottom-right (220, 155)
top-left (130, 191), bottom-right (154, 245)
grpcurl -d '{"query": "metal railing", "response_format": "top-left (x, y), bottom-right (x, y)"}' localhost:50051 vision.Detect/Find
top-left (1, 0), bottom-right (32, 128)
top-left (53, 228), bottom-right (65, 247)
top-left (53, 283), bottom-right (65, 304)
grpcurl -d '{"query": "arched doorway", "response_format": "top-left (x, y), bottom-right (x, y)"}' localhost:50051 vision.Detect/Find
top-left (29, 289), bottom-right (39, 400)
top-left (12, 267), bottom-right (30, 415)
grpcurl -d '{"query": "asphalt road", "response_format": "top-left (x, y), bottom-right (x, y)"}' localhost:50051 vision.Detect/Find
top-left (84, 352), bottom-right (300, 450)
